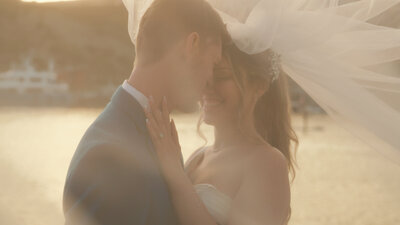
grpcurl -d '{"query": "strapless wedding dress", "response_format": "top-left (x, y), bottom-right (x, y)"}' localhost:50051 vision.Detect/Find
top-left (194, 183), bottom-right (233, 225)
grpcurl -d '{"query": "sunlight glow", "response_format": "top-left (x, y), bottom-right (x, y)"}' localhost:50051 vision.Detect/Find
top-left (22, 0), bottom-right (77, 3)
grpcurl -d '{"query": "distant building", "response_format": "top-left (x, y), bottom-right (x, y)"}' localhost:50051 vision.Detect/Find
top-left (0, 57), bottom-right (71, 106)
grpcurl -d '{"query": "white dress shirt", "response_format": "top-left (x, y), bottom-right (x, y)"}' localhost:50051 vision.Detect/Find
top-left (122, 80), bottom-right (149, 110)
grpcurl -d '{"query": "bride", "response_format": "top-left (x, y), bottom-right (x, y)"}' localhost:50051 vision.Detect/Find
top-left (129, 0), bottom-right (400, 224)
top-left (145, 44), bottom-right (297, 225)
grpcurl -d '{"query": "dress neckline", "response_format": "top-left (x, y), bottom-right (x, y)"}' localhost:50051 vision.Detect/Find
top-left (194, 183), bottom-right (233, 200)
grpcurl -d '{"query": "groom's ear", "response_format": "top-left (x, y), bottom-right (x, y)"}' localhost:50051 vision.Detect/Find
top-left (184, 32), bottom-right (201, 59)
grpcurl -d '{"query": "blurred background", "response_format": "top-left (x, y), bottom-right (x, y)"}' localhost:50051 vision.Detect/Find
top-left (0, 0), bottom-right (400, 224)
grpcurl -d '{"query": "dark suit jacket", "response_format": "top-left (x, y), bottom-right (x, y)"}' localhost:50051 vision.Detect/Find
top-left (63, 86), bottom-right (179, 225)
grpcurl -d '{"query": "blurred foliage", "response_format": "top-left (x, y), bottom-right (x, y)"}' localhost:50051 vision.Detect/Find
top-left (0, 0), bottom-right (134, 91)
top-left (0, 0), bottom-right (399, 94)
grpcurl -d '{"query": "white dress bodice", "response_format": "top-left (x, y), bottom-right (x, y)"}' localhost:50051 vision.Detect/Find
top-left (194, 183), bottom-right (233, 225)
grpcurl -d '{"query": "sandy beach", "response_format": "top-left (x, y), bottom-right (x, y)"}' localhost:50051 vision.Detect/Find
top-left (0, 107), bottom-right (399, 225)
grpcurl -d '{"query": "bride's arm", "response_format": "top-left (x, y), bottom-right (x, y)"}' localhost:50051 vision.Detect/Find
top-left (144, 97), bottom-right (219, 225)
top-left (165, 146), bottom-right (290, 225)
top-left (227, 150), bottom-right (291, 225)
top-left (184, 147), bottom-right (206, 172)
top-left (167, 169), bottom-right (219, 225)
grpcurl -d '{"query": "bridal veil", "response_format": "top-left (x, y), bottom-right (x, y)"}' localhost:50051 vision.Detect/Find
top-left (122, 0), bottom-right (400, 164)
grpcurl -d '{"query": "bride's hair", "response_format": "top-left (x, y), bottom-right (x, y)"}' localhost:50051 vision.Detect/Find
top-left (199, 44), bottom-right (299, 180)
top-left (198, 44), bottom-right (298, 223)
top-left (229, 44), bottom-right (299, 224)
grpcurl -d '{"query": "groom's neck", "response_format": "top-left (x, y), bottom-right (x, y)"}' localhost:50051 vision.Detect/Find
top-left (127, 63), bottom-right (171, 111)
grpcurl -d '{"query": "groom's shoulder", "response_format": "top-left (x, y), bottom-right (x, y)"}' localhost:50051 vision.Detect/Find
top-left (66, 94), bottom-right (150, 178)
top-left (77, 104), bottom-right (142, 148)
top-left (77, 142), bottom-right (137, 172)
top-left (66, 115), bottom-right (143, 181)
top-left (67, 140), bottom-right (137, 182)
top-left (63, 142), bottom-right (143, 218)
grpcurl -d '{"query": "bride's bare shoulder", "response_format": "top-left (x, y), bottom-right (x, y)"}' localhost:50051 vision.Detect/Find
top-left (184, 146), bottom-right (209, 172)
top-left (245, 144), bottom-right (289, 174)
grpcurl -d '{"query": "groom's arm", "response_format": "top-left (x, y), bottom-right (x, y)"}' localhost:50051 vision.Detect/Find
top-left (64, 145), bottom-right (150, 225)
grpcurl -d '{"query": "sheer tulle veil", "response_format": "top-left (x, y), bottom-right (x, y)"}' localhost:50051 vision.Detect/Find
top-left (122, 0), bottom-right (400, 165)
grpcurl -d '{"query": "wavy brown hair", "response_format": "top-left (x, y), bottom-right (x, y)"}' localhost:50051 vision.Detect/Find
top-left (198, 44), bottom-right (299, 224)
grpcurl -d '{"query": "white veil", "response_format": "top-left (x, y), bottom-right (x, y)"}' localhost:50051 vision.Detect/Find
top-left (122, 0), bottom-right (400, 164)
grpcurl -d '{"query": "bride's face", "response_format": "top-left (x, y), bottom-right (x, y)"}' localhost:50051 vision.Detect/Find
top-left (171, 37), bottom-right (222, 113)
top-left (201, 58), bottom-right (242, 126)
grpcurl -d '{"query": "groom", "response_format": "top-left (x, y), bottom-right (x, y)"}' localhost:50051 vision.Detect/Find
top-left (63, 0), bottom-right (229, 224)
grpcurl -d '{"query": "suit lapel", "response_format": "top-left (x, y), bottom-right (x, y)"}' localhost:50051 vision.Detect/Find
top-left (110, 86), bottom-right (158, 161)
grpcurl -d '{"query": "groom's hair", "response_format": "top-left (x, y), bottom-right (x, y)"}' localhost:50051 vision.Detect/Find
top-left (135, 0), bottom-right (229, 64)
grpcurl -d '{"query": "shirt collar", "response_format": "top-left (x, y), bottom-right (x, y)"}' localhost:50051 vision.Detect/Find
top-left (122, 80), bottom-right (149, 110)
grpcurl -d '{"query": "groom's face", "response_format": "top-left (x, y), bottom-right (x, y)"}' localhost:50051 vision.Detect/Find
top-left (173, 38), bottom-right (222, 112)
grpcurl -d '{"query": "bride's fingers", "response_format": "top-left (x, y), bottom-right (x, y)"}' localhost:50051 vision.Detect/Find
top-left (145, 109), bottom-right (165, 141)
top-left (162, 96), bottom-right (171, 132)
top-left (170, 119), bottom-right (183, 167)
top-left (144, 106), bottom-right (158, 131)
top-left (146, 118), bottom-right (161, 147)
top-left (170, 119), bottom-right (180, 147)
top-left (149, 96), bottom-right (165, 131)
top-left (148, 96), bottom-right (159, 124)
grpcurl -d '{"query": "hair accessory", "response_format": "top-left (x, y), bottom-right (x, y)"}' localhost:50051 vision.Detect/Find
top-left (269, 51), bottom-right (281, 83)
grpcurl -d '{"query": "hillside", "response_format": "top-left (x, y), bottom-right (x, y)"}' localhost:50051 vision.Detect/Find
top-left (0, 0), bottom-right (399, 93)
top-left (0, 0), bottom-right (134, 91)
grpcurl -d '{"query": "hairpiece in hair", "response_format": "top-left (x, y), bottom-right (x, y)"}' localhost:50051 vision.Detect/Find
top-left (270, 52), bottom-right (281, 83)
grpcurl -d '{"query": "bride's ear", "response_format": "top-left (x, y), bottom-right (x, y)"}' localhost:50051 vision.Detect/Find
top-left (184, 32), bottom-right (201, 58)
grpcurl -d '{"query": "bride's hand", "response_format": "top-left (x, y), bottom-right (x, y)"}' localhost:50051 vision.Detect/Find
top-left (145, 96), bottom-right (184, 182)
